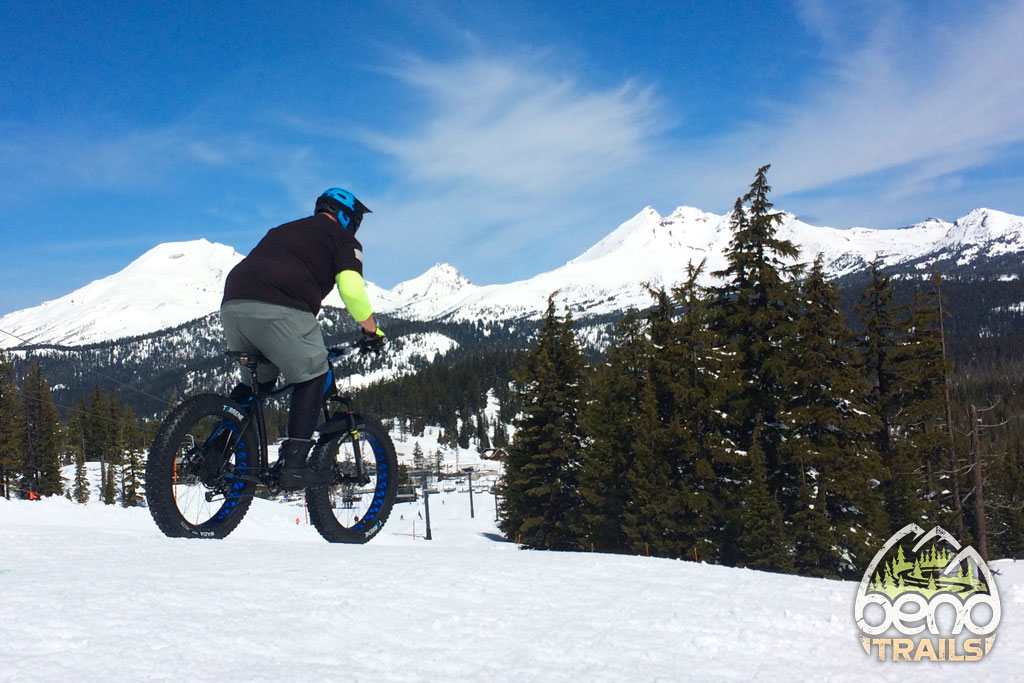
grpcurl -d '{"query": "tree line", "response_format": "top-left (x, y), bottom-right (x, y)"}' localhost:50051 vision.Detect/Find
top-left (499, 165), bottom-right (1023, 579)
top-left (0, 354), bottom-right (152, 505)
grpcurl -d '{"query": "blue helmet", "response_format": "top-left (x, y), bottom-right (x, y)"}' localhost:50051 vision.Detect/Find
top-left (315, 188), bottom-right (372, 232)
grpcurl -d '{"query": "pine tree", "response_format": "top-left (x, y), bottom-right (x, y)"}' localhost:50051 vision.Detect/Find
top-left (577, 310), bottom-right (646, 553)
top-left (441, 412), bottom-right (459, 449)
top-left (68, 397), bottom-right (91, 504)
top-left (669, 261), bottom-right (742, 562)
top-left (778, 257), bottom-right (887, 577)
top-left (0, 351), bottom-right (23, 499)
top-left (710, 165), bottom-right (800, 561)
top-left (120, 405), bottom-right (144, 506)
top-left (475, 411), bottom-right (490, 451)
top-left (624, 289), bottom-right (709, 560)
top-left (73, 449), bottom-right (90, 504)
top-left (617, 264), bottom-right (737, 561)
top-left (457, 414), bottom-right (472, 450)
top-left (856, 261), bottom-right (915, 530)
top-left (891, 277), bottom-right (959, 531)
top-left (412, 441), bottom-right (426, 469)
top-left (433, 447), bottom-right (444, 478)
top-left (19, 361), bottom-right (64, 497)
top-left (500, 295), bottom-right (585, 550)
top-left (492, 421), bottom-right (508, 449)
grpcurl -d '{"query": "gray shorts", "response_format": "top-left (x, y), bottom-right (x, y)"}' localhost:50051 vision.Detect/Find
top-left (220, 300), bottom-right (329, 385)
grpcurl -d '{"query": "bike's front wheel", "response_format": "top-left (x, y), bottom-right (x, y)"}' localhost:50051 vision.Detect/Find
top-left (146, 393), bottom-right (256, 539)
top-left (305, 417), bottom-right (398, 543)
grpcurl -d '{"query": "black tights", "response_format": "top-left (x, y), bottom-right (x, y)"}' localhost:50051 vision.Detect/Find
top-left (287, 372), bottom-right (328, 441)
top-left (229, 371), bottom-right (328, 441)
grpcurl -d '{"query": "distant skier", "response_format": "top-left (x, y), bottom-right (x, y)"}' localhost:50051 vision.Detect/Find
top-left (220, 188), bottom-right (385, 489)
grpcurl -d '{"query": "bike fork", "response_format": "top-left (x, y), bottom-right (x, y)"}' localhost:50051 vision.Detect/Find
top-left (339, 407), bottom-right (367, 485)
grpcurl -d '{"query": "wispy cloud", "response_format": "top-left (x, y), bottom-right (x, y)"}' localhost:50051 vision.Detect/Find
top-left (362, 55), bottom-right (667, 199)
top-left (695, 0), bottom-right (1024, 223)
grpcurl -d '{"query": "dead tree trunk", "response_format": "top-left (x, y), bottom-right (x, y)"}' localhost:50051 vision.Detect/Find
top-left (970, 404), bottom-right (988, 562)
top-left (935, 272), bottom-right (966, 540)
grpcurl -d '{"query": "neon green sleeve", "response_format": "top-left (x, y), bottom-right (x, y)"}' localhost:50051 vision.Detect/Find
top-left (335, 270), bottom-right (373, 322)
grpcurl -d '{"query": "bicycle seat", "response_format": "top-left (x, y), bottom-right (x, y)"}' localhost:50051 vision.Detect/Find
top-left (226, 350), bottom-right (271, 371)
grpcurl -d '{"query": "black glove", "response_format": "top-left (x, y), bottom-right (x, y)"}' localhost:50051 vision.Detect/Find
top-left (358, 326), bottom-right (387, 354)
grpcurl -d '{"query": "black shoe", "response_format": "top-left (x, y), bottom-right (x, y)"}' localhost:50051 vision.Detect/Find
top-left (274, 438), bottom-right (315, 490)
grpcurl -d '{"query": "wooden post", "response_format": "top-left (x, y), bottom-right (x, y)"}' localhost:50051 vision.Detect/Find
top-left (970, 404), bottom-right (988, 562)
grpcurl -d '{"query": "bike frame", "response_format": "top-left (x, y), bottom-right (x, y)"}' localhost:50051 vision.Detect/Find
top-left (223, 344), bottom-right (369, 490)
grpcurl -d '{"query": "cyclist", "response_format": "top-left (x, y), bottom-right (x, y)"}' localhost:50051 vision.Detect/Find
top-left (220, 188), bottom-right (386, 489)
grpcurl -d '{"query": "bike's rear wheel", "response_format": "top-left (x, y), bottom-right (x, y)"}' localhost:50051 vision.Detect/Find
top-left (305, 417), bottom-right (398, 543)
top-left (146, 393), bottom-right (256, 539)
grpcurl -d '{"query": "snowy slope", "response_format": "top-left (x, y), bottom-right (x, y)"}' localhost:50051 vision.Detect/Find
top-left (3, 207), bottom-right (1022, 347)
top-left (2, 493), bottom-right (1022, 681)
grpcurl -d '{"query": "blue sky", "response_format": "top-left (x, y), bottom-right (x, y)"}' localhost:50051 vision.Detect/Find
top-left (2, 0), bottom-right (1023, 316)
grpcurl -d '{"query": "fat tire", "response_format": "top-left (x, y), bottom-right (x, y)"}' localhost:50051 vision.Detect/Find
top-left (305, 417), bottom-right (398, 543)
top-left (146, 393), bottom-right (255, 539)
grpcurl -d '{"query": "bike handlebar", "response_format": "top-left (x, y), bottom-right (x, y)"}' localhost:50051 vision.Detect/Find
top-left (327, 337), bottom-right (388, 362)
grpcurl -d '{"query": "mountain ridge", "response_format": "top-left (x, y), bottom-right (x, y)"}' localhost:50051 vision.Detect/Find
top-left (2, 206), bottom-right (1023, 349)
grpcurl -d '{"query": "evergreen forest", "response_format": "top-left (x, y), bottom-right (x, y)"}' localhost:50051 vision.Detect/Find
top-left (498, 166), bottom-right (1024, 578)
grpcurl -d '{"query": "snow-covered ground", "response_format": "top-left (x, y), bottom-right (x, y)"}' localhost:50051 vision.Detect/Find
top-left (3, 485), bottom-right (1022, 681)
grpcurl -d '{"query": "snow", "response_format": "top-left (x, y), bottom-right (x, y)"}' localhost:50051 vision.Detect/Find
top-left (3, 477), bottom-right (1024, 680)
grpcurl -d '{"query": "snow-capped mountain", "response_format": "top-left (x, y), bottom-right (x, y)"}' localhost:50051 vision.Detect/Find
top-left (2, 207), bottom-right (1022, 348)
top-left (376, 206), bottom-right (1024, 322)
top-left (321, 263), bottom-right (477, 318)
top-left (0, 241), bottom-right (476, 348)
top-left (0, 239), bottom-right (243, 348)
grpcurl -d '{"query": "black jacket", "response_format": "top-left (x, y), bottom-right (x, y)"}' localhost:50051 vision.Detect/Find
top-left (223, 213), bottom-right (364, 315)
